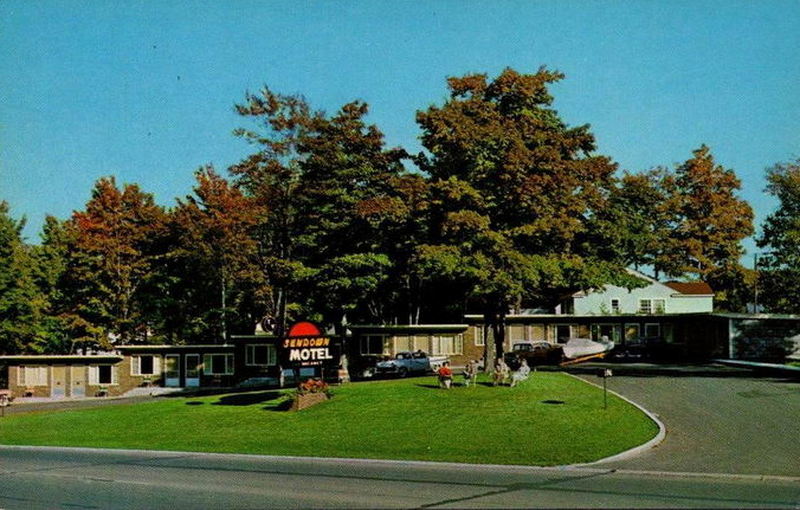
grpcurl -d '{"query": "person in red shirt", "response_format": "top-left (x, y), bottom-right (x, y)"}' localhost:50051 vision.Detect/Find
top-left (437, 362), bottom-right (453, 389)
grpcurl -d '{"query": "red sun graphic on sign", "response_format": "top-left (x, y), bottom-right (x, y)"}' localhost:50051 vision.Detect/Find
top-left (286, 321), bottom-right (323, 338)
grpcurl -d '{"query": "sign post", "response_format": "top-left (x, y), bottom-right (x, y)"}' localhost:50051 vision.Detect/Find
top-left (597, 368), bottom-right (613, 409)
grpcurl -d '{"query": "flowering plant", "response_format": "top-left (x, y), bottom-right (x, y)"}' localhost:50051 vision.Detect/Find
top-left (297, 378), bottom-right (330, 395)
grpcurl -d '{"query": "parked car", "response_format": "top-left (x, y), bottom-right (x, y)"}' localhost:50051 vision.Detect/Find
top-left (375, 351), bottom-right (448, 377)
top-left (504, 341), bottom-right (563, 369)
top-left (612, 336), bottom-right (662, 360)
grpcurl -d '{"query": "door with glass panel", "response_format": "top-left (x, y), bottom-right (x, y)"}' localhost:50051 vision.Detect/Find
top-left (185, 354), bottom-right (200, 387)
top-left (164, 355), bottom-right (181, 387)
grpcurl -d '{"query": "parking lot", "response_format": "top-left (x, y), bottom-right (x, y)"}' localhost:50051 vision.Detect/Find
top-left (576, 365), bottom-right (800, 477)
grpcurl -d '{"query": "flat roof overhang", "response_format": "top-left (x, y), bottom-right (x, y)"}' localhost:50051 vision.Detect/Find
top-left (349, 324), bottom-right (469, 334)
top-left (0, 355), bottom-right (123, 363)
top-left (115, 345), bottom-right (234, 352)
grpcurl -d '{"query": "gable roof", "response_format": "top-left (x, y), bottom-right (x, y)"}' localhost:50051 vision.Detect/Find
top-left (664, 281), bottom-right (714, 295)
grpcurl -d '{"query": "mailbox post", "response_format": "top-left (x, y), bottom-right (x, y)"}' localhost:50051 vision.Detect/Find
top-left (597, 368), bottom-right (613, 409)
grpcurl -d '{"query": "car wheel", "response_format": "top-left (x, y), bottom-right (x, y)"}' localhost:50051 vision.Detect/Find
top-left (398, 367), bottom-right (408, 378)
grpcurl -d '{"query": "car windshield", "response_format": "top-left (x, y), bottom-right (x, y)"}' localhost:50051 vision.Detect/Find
top-left (513, 344), bottom-right (532, 352)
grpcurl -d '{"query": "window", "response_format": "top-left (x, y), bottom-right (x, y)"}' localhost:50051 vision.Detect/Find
top-left (18, 366), bottom-right (48, 386)
top-left (394, 335), bottom-right (412, 352)
top-left (203, 354), bottom-right (234, 375)
top-left (131, 355), bottom-right (159, 376)
top-left (473, 326), bottom-right (485, 346)
top-left (431, 335), bottom-right (463, 355)
top-left (360, 335), bottom-right (386, 355)
top-left (625, 323), bottom-right (641, 342)
top-left (506, 325), bottom-right (526, 342)
top-left (610, 299), bottom-right (621, 314)
top-left (89, 365), bottom-right (117, 385)
top-left (413, 335), bottom-right (430, 352)
top-left (639, 299), bottom-right (666, 314)
top-left (644, 323), bottom-right (661, 339)
top-left (594, 324), bottom-right (619, 343)
top-left (246, 344), bottom-right (276, 366)
top-left (555, 324), bottom-right (572, 343)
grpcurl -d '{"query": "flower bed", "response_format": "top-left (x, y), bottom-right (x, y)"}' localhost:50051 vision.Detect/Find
top-left (292, 378), bottom-right (331, 411)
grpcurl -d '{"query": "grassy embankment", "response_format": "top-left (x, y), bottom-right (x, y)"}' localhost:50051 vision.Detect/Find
top-left (0, 373), bottom-right (658, 466)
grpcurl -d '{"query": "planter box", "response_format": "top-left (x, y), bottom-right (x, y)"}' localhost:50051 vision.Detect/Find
top-left (292, 392), bottom-right (329, 411)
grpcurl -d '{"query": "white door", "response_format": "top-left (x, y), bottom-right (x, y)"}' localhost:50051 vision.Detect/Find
top-left (165, 355), bottom-right (181, 387)
top-left (71, 366), bottom-right (86, 398)
top-left (185, 354), bottom-right (200, 387)
top-left (51, 366), bottom-right (66, 398)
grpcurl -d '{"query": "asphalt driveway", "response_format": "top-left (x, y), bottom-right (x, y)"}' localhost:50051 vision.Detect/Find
top-left (575, 366), bottom-right (800, 477)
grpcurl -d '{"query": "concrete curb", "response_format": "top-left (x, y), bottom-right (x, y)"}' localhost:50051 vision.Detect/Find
top-left (3, 444), bottom-right (798, 484)
top-left (563, 372), bottom-right (667, 467)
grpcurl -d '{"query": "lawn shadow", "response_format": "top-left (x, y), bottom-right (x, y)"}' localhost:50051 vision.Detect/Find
top-left (541, 399), bottom-right (566, 405)
top-left (415, 383), bottom-right (442, 390)
top-left (211, 390), bottom-right (285, 407)
top-left (263, 399), bottom-right (294, 412)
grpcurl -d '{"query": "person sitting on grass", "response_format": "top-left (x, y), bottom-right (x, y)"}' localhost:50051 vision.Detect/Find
top-left (438, 361), bottom-right (453, 389)
top-left (492, 358), bottom-right (509, 386)
top-left (462, 359), bottom-right (478, 387)
top-left (509, 359), bottom-right (531, 388)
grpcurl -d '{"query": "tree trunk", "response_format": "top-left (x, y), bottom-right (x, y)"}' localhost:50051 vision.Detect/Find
top-left (482, 321), bottom-right (493, 373)
top-left (220, 271), bottom-right (227, 344)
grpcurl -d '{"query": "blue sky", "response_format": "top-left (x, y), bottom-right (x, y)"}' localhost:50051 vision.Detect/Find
top-left (1, 1), bottom-right (798, 259)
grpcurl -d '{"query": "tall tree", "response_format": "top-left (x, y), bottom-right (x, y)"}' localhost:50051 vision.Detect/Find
top-left (0, 202), bottom-right (47, 354)
top-left (231, 89), bottom-right (407, 334)
top-left (30, 215), bottom-right (74, 353)
top-left (663, 145), bottom-right (754, 310)
top-left (64, 177), bottom-right (168, 346)
top-left (416, 68), bottom-right (640, 362)
top-left (756, 159), bottom-right (800, 313)
top-left (172, 166), bottom-right (264, 342)
top-left (595, 168), bottom-right (676, 275)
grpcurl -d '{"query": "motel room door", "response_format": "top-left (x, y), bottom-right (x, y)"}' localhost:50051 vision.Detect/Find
top-left (51, 366), bottom-right (66, 398)
top-left (185, 354), bottom-right (200, 387)
top-left (70, 366), bottom-right (86, 398)
top-left (164, 355), bottom-right (181, 387)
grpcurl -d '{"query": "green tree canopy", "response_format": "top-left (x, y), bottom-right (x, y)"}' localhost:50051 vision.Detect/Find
top-left (756, 159), bottom-right (800, 313)
top-left (231, 88), bottom-right (408, 334)
top-left (415, 67), bottom-right (639, 359)
top-left (63, 177), bottom-right (168, 346)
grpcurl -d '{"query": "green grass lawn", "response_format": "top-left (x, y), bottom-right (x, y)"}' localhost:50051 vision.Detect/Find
top-left (0, 373), bottom-right (658, 466)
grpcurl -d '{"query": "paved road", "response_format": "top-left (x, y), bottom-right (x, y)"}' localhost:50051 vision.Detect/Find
top-left (1, 447), bottom-right (798, 509)
top-left (2, 366), bottom-right (799, 508)
top-left (575, 367), bottom-right (800, 477)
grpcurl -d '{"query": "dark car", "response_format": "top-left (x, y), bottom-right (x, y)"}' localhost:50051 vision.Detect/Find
top-left (612, 336), bottom-right (663, 360)
top-left (504, 341), bottom-right (564, 369)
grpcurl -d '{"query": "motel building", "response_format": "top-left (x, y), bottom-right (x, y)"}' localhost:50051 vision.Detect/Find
top-left (2, 272), bottom-right (799, 400)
